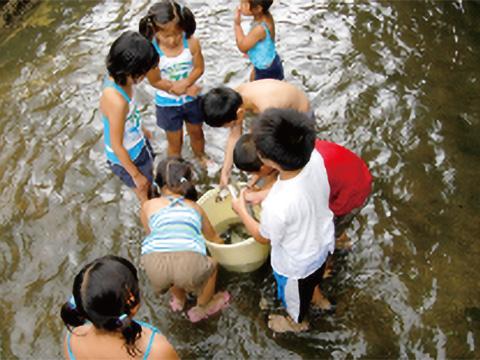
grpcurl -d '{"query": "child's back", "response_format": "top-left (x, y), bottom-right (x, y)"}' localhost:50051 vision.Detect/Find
top-left (237, 79), bottom-right (310, 113)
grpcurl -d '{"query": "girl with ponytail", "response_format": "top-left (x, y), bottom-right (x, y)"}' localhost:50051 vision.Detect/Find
top-left (139, 1), bottom-right (210, 166)
top-left (140, 157), bottom-right (230, 323)
top-left (60, 255), bottom-right (177, 359)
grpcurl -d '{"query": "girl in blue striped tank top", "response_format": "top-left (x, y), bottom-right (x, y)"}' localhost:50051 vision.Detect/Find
top-left (139, 1), bottom-right (210, 166)
top-left (140, 157), bottom-right (230, 323)
top-left (100, 31), bottom-right (159, 203)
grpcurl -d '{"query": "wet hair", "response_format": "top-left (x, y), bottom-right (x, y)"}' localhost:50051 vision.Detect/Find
top-left (60, 255), bottom-right (142, 357)
top-left (139, 1), bottom-right (196, 41)
top-left (249, 0), bottom-right (273, 13)
top-left (106, 31), bottom-right (159, 86)
top-left (233, 134), bottom-right (262, 172)
top-left (252, 108), bottom-right (316, 171)
top-left (149, 157), bottom-right (198, 201)
top-left (200, 87), bottom-right (243, 127)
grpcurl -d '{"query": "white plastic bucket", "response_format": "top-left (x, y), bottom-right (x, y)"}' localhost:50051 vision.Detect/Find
top-left (197, 187), bottom-right (270, 273)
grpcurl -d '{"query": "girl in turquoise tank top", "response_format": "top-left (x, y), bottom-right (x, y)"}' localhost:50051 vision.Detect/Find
top-left (100, 31), bottom-right (159, 203)
top-left (234, 0), bottom-right (284, 81)
top-left (60, 255), bottom-right (178, 359)
top-left (139, 1), bottom-right (210, 166)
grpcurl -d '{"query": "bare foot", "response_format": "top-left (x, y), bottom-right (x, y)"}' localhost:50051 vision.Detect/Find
top-left (196, 154), bottom-right (215, 170)
top-left (267, 314), bottom-right (309, 333)
top-left (169, 295), bottom-right (185, 312)
top-left (187, 291), bottom-right (230, 323)
top-left (335, 232), bottom-right (352, 251)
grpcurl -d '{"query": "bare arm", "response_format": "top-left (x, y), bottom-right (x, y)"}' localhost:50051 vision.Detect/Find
top-left (146, 67), bottom-right (173, 92)
top-left (220, 122), bottom-right (243, 187)
top-left (192, 202), bottom-right (224, 244)
top-left (234, 8), bottom-right (266, 53)
top-left (102, 90), bottom-right (149, 192)
top-left (232, 189), bottom-right (270, 244)
top-left (149, 333), bottom-right (179, 360)
top-left (140, 203), bottom-right (151, 234)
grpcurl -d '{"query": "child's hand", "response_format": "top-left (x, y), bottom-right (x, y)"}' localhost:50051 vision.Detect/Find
top-left (133, 173), bottom-right (150, 193)
top-left (186, 84), bottom-right (201, 97)
top-left (234, 7), bottom-right (242, 25)
top-left (244, 189), bottom-right (265, 205)
top-left (170, 79), bottom-right (190, 95)
top-left (143, 128), bottom-right (153, 140)
top-left (231, 188), bottom-right (248, 215)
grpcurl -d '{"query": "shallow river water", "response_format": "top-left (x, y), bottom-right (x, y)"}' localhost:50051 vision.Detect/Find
top-left (0, 1), bottom-right (479, 358)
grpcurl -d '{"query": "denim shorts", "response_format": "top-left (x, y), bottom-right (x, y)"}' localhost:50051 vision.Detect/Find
top-left (254, 54), bottom-right (285, 81)
top-left (156, 98), bottom-right (204, 132)
top-left (108, 140), bottom-right (155, 188)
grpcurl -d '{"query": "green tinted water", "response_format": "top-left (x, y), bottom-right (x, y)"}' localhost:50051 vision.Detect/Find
top-left (0, 1), bottom-right (479, 358)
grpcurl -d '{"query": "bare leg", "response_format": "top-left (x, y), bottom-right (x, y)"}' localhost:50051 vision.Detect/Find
top-left (133, 187), bottom-right (149, 204)
top-left (166, 129), bottom-right (183, 157)
top-left (169, 286), bottom-right (186, 312)
top-left (185, 122), bottom-right (206, 162)
top-left (323, 255), bottom-right (334, 279)
top-left (335, 231), bottom-right (352, 251)
top-left (249, 67), bottom-right (255, 82)
top-left (311, 285), bottom-right (332, 310)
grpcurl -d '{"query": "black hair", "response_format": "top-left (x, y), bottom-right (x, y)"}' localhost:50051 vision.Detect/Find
top-left (60, 255), bottom-right (142, 357)
top-left (149, 157), bottom-right (198, 201)
top-left (249, 0), bottom-right (273, 13)
top-left (233, 134), bottom-right (262, 172)
top-left (106, 31), bottom-right (159, 86)
top-left (200, 87), bottom-right (243, 127)
top-left (252, 108), bottom-right (316, 171)
top-left (139, 1), bottom-right (196, 41)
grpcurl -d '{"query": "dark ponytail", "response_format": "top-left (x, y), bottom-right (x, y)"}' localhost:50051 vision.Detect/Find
top-left (174, 2), bottom-right (196, 38)
top-left (141, 1), bottom-right (196, 40)
top-left (152, 157), bottom-right (198, 201)
top-left (60, 255), bottom-right (143, 357)
top-left (139, 14), bottom-right (156, 41)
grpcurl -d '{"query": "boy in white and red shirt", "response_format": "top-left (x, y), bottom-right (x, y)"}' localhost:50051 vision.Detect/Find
top-left (233, 134), bottom-right (372, 242)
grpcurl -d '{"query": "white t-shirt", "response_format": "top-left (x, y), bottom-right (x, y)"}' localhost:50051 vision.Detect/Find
top-left (259, 151), bottom-right (335, 279)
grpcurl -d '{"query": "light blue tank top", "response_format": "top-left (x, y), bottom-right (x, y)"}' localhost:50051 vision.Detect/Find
top-left (152, 35), bottom-right (195, 107)
top-left (141, 197), bottom-right (207, 256)
top-left (101, 77), bottom-right (145, 164)
top-left (66, 320), bottom-right (160, 360)
top-left (247, 22), bottom-right (277, 70)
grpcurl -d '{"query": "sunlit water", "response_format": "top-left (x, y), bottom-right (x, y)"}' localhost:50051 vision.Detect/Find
top-left (0, 1), bottom-right (479, 358)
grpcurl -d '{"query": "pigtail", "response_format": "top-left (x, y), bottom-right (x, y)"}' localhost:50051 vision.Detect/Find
top-left (139, 14), bottom-right (156, 41)
top-left (60, 298), bottom-right (86, 330)
top-left (122, 319), bottom-right (143, 357)
top-left (180, 177), bottom-right (198, 201)
top-left (176, 3), bottom-right (196, 38)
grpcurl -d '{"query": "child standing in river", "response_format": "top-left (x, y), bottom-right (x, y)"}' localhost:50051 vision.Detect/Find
top-left (139, 1), bottom-right (209, 165)
top-left (140, 157), bottom-right (230, 323)
top-left (60, 255), bottom-right (178, 359)
top-left (234, 0), bottom-right (284, 81)
top-left (100, 31), bottom-right (159, 203)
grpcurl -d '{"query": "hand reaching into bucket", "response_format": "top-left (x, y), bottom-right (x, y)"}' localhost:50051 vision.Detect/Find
top-left (231, 188), bottom-right (248, 215)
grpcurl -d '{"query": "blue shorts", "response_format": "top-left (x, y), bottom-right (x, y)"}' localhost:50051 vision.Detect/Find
top-left (156, 98), bottom-right (204, 132)
top-left (108, 141), bottom-right (155, 188)
top-left (273, 262), bottom-right (326, 323)
top-left (254, 54), bottom-right (284, 81)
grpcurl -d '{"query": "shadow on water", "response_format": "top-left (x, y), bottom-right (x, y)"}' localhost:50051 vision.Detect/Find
top-left (0, 0), bottom-right (479, 358)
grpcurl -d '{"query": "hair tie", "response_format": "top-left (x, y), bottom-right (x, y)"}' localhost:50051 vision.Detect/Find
top-left (67, 295), bottom-right (77, 309)
top-left (116, 313), bottom-right (129, 328)
top-left (153, 181), bottom-right (161, 194)
top-left (180, 177), bottom-right (188, 184)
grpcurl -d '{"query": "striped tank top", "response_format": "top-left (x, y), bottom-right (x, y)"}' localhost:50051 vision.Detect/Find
top-left (152, 34), bottom-right (195, 107)
top-left (101, 77), bottom-right (145, 164)
top-left (141, 197), bottom-right (207, 256)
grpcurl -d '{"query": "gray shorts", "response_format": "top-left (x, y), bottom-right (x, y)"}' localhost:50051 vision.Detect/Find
top-left (141, 251), bottom-right (215, 295)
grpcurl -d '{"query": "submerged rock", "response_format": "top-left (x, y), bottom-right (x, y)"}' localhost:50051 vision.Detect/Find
top-left (0, 0), bottom-right (39, 27)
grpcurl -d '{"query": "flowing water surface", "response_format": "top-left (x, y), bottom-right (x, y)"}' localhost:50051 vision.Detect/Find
top-left (0, 1), bottom-right (479, 358)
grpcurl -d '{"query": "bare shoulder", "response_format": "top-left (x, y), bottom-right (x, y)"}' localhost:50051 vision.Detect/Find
top-left (142, 198), bottom-right (168, 216)
top-left (148, 332), bottom-right (179, 360)
top-left (184, 199), bottom-right (203, 213)
top-left (100, 87), bottom-right (128, 114)
top-left (187, 36), bottom-right (201, 51)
